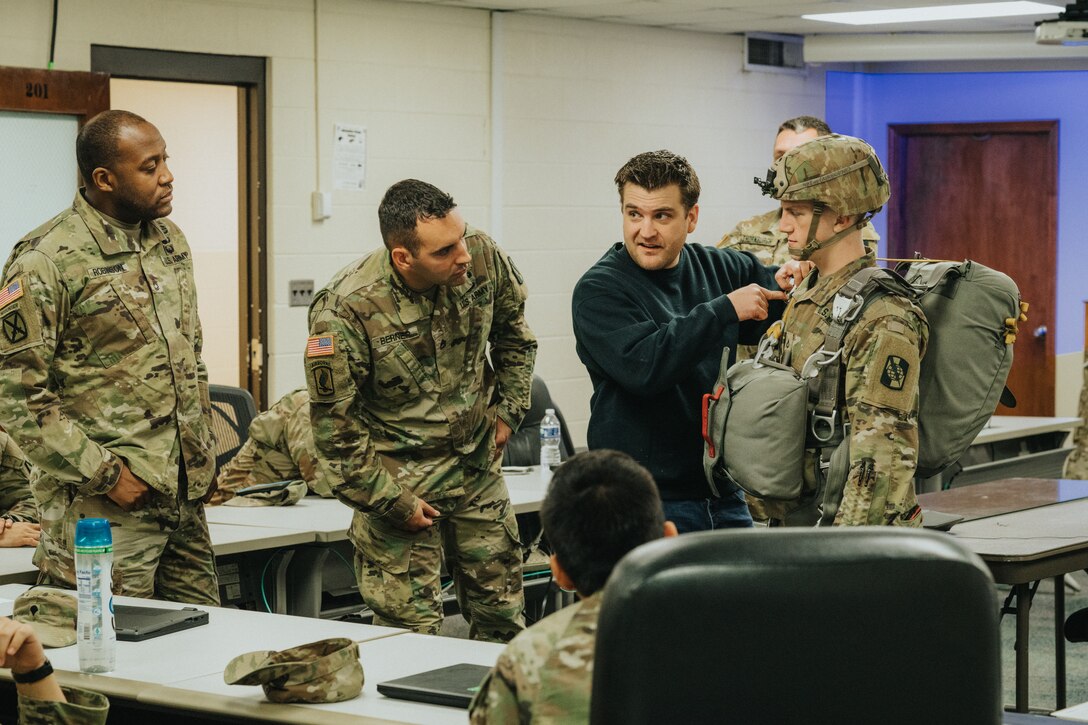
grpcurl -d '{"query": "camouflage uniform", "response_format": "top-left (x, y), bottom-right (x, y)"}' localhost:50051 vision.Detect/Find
top-left (210, 389), bottom-right (336, 504)
top-left (0, 429), bottom-right (37, 523)
top-left (772, 251), bottom-right (928, 526)
top-left (469, 591), bottom-right (600, 724)
top-left (0, 192), bottom-right (219, 605)
top-left (18, 689), bottom-right (109, 724)
top-left (1064, 350), bottom-right (1088, 479)
top-left (307, 226), bottom-right (536, 642)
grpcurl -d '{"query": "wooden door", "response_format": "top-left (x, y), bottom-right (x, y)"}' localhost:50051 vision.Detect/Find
top-left (887, 121), bottom-right (1057, 416)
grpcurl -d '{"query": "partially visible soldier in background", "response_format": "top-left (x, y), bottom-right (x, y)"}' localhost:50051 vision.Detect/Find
top-left (1064, 354), bottom-right (1088, 479)
top-left (0, 429), bottom-right (41, 548)
top-left (307, 179), bottom-right (536, 642)
top-left (0, 110), bottom-right (219, 604)
top-left (209, 389), bottom-right (336, 505)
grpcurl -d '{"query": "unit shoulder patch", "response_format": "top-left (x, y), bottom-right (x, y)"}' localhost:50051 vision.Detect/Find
top-left (880, 355), bottom-right (909, 391)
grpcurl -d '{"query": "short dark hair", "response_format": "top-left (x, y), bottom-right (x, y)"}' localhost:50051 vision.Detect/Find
top-left (614, 150), bottom-right (700, 211)
top-left (76, 110), bottom-right (148, 185)
top-left (378, 179), bottom-right (456, 255)
top-left (778, 115), bottom-right (832, 137)
top-left (541, 450), bottom-right (664, 596)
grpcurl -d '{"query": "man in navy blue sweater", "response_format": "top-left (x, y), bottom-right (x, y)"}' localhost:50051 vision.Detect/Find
top-left (572, 150), bottom-right (808, 533)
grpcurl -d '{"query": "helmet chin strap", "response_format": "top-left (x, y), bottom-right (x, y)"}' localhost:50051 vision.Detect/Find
top-left (789, 202), bottom-right (875, 261)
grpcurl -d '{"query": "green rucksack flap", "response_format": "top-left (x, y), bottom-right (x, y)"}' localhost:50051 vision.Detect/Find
top-left (895, 260), bottom-right (1019, 478)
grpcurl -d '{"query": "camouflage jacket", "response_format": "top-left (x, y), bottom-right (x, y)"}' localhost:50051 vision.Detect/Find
top-left (777, 251), bottom-right (928, 526)
top-left (17, 687), bottom-right (109, 724)
top-left (307, 227), bottom-right (536, 523)
top-left (0, 193), bottom-right (215, 501)
top-left (717, 208), bottom-right (881, 265)
top-left (0, 429), bottom-right (37, 522)
top-left (213, 388), bottom-right (335, 501)
top-left (469, 591), bottom-right (600, 724)
top-left (1064, 350), bottom-right (1088, 479)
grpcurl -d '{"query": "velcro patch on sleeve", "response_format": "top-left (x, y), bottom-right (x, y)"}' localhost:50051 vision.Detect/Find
top-left (305, 333), bottom-right (354, 404)
top-left (0, 296), bottom-right (43, 355)
top-left (306, 335), bottom-right (335, 357)
top-left (859, 335), bottom-right (919, 413)
top-left (0, 279), bottom-right (24, 309)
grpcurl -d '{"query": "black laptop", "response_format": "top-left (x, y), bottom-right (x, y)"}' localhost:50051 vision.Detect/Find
top-left (113, 604), bottom-right (209, 641)
top-left (377, 663), bottom-right (491, 708)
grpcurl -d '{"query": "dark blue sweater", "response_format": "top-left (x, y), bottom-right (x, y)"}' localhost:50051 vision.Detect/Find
top-left (572, 242), bottom-right (782, 500)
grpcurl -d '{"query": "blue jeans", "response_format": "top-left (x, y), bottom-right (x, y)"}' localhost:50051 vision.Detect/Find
top-left (662, 490), bottom-right (753, 534)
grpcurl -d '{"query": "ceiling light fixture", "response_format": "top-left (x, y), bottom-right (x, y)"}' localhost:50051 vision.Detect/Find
top-left (803, 1), bottom-right (1062, 26)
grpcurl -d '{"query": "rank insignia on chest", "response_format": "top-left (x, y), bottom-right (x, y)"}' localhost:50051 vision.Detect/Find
top-left (0, 280), bottom-right (23, 309)
top-left (306, 335), bottom-right (335, 357)
top-left (881, 355), bottom-right (909, 391)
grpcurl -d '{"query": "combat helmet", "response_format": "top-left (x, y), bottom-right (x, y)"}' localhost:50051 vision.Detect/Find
top-left (754, 134), bottom-right (889, 260)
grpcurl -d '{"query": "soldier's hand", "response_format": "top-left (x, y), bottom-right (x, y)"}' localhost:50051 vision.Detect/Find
top-left (107, 465), bottom-right (152, 511)
top-left (403, 499), bottom-right (440, 532)
top-left (727, 284), bottom-right (787, 322)
top-left (0, 617), bottom-right (48, 675)
top-left (0, 522), bottom-right (40, 548)
top-left (775, 260), bottom-right (814, 291)
top-left (493, 419), bottom-right (513, 459)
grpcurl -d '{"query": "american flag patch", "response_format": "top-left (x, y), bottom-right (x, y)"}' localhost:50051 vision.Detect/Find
top-left (306, 335), bottom-right (335, 357)
top-left (0, 280), bottom-right (23, 309)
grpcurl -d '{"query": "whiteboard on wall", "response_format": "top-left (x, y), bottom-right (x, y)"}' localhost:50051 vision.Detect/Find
top-left (0, 111), bottom-right (78, 267)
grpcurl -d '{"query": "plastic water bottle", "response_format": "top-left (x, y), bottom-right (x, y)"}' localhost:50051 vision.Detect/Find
top-left (540, 408), bottom-right (562, 472)
top-left (75, 518), bottom-right (115, 673)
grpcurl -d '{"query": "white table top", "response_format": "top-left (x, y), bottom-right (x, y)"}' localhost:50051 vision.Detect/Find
top-left (0, 583), bottom-right (405, 701)
top-left (973, 415), bottom-right (1080, 445)
top-left (206, 467), bottom-right (551, 542)
top-left (1054, 700), bottom-right (1088, 720)
top-left (144, 631), bottom-right (505, 725)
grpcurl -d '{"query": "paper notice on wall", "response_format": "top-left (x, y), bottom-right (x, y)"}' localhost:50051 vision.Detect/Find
top-left (333, 123), bottom-right (366, 191)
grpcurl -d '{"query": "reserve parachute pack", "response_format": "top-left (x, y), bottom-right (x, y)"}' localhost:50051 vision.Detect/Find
top-left (702, 258), bottom-right (1026, 501)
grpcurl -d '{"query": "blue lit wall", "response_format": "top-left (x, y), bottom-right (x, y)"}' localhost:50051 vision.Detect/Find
top-left (826, 69), bottom-right (1088, 355)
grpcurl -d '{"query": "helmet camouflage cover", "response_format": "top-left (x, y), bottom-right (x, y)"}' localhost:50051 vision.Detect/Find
top-left (757, 134), bottom-right (889, 217)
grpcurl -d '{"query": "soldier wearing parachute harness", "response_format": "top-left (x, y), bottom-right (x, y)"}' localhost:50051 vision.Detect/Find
top-left (755, 135), bottom-right (929, 526)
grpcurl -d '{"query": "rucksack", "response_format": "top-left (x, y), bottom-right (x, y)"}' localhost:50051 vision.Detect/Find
top-left (703, 258), bottom-right (1025, 500)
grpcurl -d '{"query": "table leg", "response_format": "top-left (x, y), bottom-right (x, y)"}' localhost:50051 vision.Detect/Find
top-left (1015, 582), bottom-right (1031, 713)
top-left (1056, 574), bottom-right (1066, 710)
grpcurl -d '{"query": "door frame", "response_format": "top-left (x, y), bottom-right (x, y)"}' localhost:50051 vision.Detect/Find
top-left (91, 45), bottom-right (269, 408)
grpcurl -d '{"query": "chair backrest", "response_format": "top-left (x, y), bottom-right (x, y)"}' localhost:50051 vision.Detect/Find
top-left (208, 384), bottom-right (258, 475)
top-left (592, 528), bottom-right (1001, 725)
top-left (502, 375), bottom-right (575, 467)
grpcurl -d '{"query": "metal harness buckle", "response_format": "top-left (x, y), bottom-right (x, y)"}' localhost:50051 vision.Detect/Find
top-left (800, 348), bottom-right (841, 379)
top-left (831, 291), bottom-right (865, 324)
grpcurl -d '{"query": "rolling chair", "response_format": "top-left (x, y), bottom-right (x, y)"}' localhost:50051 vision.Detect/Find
top-left (592, 528), bottom-right (1002, 725)
top-left (208, 383), bottom-right (258, 476)
top-left (502, 375), bottom-right (575, 466)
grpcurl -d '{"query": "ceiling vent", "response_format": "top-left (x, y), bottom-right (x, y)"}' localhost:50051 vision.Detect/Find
top-left (744, 33), bottom-right (805, 74)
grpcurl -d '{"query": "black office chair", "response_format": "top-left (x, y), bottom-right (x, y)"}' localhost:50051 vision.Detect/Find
top-left (208, 384), bottom-right (258, 476)
top-left (502, 375), bottom-right (575, 467)
top-left (592, 528), bottom-right (1002, 725)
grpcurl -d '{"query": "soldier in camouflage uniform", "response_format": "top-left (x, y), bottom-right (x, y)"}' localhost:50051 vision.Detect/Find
top-left (307, 179), bottom-right (536, 642)
top-left (0, 616), bottom-right (109, 724)
top-left (1064, 352), bottom-right (1088, 479)
top-left (210, 389), bottom-right (335, 504)
top-left (0, 429), bottom-right (41, 547)
top-left (0, 111), bottom-right (219, 604)
top-left (757, 135), bottom-right (928, 526)
top-left (469, 450), bottom-right (676, 723)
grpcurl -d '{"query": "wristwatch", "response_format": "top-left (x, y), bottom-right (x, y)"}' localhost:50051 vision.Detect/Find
top-left (12, 658), bottom-right (53, 684)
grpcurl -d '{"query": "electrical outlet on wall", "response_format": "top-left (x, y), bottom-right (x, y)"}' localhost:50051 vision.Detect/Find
top-left (289, 280), bottom-right (315, 307)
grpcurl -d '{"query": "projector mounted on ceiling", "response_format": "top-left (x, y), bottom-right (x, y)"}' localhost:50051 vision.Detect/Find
top-left (1035, 1), bottom-right (1088, 44)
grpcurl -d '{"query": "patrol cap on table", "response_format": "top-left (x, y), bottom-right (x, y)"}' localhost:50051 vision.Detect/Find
top-left (224, 637), bottom-right (363, 703)
top-left (13, 588), bottom-right (77, 648)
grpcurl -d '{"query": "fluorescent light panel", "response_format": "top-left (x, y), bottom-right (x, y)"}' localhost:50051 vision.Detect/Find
top-left (803, 1), bottom-right (1062, 26)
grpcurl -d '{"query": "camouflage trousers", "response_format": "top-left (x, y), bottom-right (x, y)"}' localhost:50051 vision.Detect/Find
top-left (35, 481), bottom-right (220, 606)
top-left (351, 464), bottom-right (524, 643)
top-left (212, 439), bottom-right (294, 504)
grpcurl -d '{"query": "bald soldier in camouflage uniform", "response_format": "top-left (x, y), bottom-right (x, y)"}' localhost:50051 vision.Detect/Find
top-left (757, 135), bottom-right (928, 526)
top-left (0, 429), bottom-right (41, 548)
top-left (470, 450), bottom-right (676, 723)
top-left (307, 179), bottom-right (536, 642)
top-left (0, 110), bottom-right (218, 604)
top-left (210, 389), bottom-right (335, 505)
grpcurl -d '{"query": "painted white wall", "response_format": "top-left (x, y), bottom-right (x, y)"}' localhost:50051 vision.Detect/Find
top-left (109, 78), bottom-right (242, 389)
top-left (0, 0), bottom-right (824, 447)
